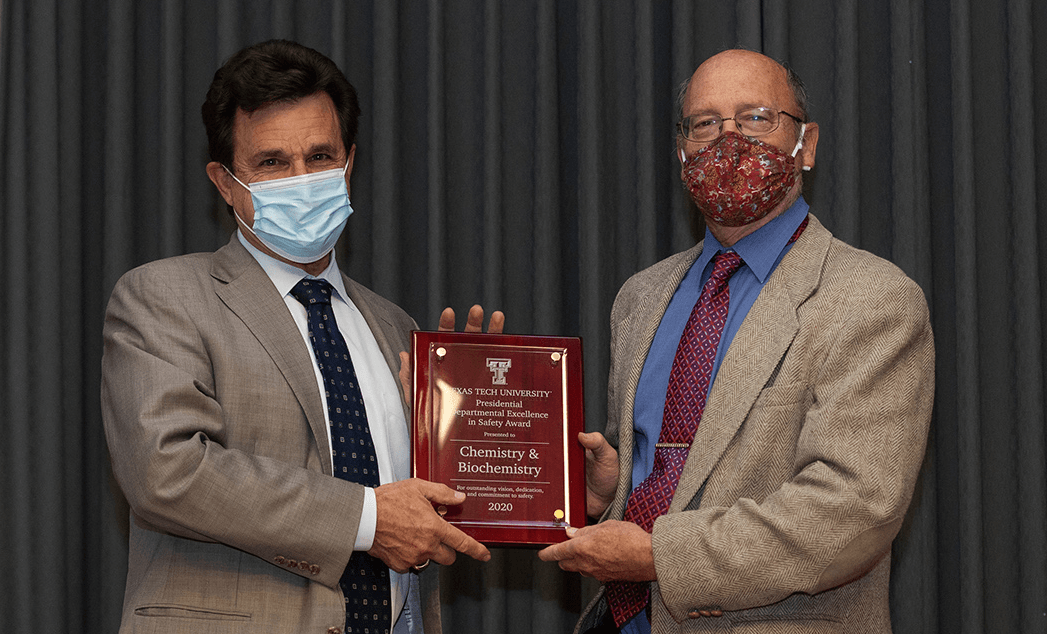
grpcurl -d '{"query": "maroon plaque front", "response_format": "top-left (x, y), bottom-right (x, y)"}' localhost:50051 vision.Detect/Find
top-left (412, 331), bottom-right (585, 546)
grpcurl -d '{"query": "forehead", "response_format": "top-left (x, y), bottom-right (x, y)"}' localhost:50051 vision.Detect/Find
top-left (683, 50), bottom-right (796, 115)
top-left (231, 92), bottom-right (344, 160)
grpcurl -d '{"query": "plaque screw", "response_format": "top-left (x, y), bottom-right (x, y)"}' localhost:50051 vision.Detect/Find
top-left (554, 509), bottom-right (565, 521)
top-left (437, 505), bottom-right (448, 516)
top-left (550, 352), bottom-right (562, 365)
top-left (436, 347), bottom-right (446, 361)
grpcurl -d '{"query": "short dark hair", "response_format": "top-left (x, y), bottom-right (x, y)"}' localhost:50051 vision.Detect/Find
top-left (201, 39), bottom-right (361, 169)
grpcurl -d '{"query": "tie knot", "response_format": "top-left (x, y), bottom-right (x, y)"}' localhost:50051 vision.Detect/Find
top-left (709, 251), bottom-right (743, 283)
top-left (290, 278), bottom-right (334, 307)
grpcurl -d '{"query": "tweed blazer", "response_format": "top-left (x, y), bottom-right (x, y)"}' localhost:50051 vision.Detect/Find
top-left (578, 214), bottom-right (934, 633)
top-left (101, 236), bottom-right (439, 634)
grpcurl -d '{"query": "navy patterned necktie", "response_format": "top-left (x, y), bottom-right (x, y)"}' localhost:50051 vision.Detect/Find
top-left (290, 278), bottom-right (391, 634)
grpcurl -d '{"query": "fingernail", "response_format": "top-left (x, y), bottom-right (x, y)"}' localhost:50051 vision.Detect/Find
top-left (565, 527), bottom-right (578, 537)
top-left (455, 491), bottom-right (466, 500)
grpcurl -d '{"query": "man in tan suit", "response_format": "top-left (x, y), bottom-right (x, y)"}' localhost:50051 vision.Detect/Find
top-left (102, 40), bottom-right (494, 634)
top-left (540, 50), bottom-right (934, 633)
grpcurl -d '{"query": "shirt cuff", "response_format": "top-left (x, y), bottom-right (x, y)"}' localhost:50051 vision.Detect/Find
top-left (354, 486), bottom-right (377, 550)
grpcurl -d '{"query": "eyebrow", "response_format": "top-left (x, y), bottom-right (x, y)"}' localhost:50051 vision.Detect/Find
top-left (248, 148), bottom-right (290, 162)
top-left (686, 102), bottom-right (775, 117)
top-left (304, 142), bottom-right (343, 158)
top-left (247, 143), bottom-right (343, 163)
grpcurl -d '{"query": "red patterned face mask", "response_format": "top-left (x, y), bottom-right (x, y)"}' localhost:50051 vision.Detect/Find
top-left (681, 130), bottom-right (802, 227)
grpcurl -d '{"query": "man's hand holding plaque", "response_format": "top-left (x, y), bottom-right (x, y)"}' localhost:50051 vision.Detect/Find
top-left (372, 306), bottom-right (503, 573)
top-left (398, 305), bottom-right (504, 396)
top-left (370, 479), bottom-right (490, 572)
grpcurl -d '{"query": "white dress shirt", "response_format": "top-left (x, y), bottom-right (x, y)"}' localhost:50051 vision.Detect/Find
top-left (238, 231), bottom-right (412, 625)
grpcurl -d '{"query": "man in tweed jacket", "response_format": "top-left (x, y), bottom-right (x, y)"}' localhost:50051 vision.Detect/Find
top-left (540, 50), bottom-right (934, 633)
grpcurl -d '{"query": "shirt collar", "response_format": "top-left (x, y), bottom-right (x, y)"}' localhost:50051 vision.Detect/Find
top-left (697, 197), bottom-right (810, 283)
top-left (237, 230), bottom-right (353, 309)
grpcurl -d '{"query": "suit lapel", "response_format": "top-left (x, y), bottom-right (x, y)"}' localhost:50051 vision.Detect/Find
top-left (669, 216), bottom-right (833, 512)
top-left (210, 237), bottom-right (332, 476)
top-left (608, 243), bottom-right (705, 519)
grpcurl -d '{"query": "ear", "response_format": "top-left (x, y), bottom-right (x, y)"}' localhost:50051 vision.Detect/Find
top-left (798, 122), bottom-right (819, 170)
top-left (345, 144), bottom-right (357, 178)
top-left (206, 161), bottom-right (237, 207)
top-left (343, 144), bottom-right (357, 199)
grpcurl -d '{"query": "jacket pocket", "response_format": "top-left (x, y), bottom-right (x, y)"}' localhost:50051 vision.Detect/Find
top-left (750, 381), bottom-right (810, 409)
top-left (134, 604), bottom-right (251, 621)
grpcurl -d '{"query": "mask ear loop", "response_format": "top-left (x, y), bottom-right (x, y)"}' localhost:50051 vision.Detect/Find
top-left (221, 165), bottom-right (260, 235)
top-left (790, 123), bottom-right (806, 157)
top-left (231, 206), bottom-right (262, 242)
top-left (223, 164), bottom-right (251, 190)
top-left (791, 123), bottom-right (812, 171)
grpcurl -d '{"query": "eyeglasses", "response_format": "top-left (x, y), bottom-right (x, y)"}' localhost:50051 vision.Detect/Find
top-left (677, 107), bottom-right (805, 143)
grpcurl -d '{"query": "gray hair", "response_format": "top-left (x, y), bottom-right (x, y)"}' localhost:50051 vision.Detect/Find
top-left (782, 62), bottom-right (810, 122)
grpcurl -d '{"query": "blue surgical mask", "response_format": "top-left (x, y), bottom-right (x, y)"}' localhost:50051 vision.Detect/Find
top-left (225, 162), bottom-right (353, 263)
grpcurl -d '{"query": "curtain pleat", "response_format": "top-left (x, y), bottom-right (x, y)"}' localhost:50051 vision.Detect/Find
top-left (1005, 1), bottom-right (1047, 631)
top-left (3, 8), bottom-right (31, 630)
top-left (532, 0), bottom-right (561, 334)
top-left (28, 0), bottom-right (64, 624)
top-left (885, 8), bottom-right (939, 632)
top-left (575, 0), bottom-right (608, 445)
top-left (372, 1), bottom-right (403, 302)
top-left (158, 0), bottom-right (184, 255)
top-left (945, 0), bottom-right (985, 625)
top-left (3, 1), bottom-right (1047, 632)
top-left (972, 3), bottom-right (1018, 628)
top-left (481, 0), bottom-right (502, 315)
top-left (57, 0), bottom-right (87, 626)
top-left (633, 2), bottom-right (655, 273)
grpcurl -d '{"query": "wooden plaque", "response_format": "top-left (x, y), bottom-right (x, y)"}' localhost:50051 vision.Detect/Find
top-left (412, 331), bottom-right (586, 546)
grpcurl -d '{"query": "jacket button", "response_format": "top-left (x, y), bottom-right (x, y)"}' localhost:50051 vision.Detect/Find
top-left (298, 560), bottom-right (310, 571)
top-left (686, 609), bottom-right (722, 618)
top-left (286, 559), bottom-right (298, 568)
top-left (327, 627), bottom-right (342, 634)
top-left (274, 556), bottom-right (286, 565)
top-left (310, 564), bottom-right (321, 575)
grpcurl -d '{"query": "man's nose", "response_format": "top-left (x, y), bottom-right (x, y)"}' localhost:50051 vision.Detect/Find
top-left (289, 159), bottom-right (310, 176)
top-left (720, 117), bottom-right (742, 134)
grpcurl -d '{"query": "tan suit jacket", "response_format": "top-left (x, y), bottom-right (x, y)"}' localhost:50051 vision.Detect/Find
top-left (101, 236), bottom-right (439, 634)
top-left (579, 215), bottom-right (934, 633)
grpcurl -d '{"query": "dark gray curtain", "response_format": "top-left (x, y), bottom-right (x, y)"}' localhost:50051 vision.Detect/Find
top-left (2, 1), bottom-right (1045, 632)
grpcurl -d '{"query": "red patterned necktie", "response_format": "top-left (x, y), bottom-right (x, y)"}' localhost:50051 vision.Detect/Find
top-left (605, 216), bottom-right (808, 626)
top-left (605, 250), bottom-right (743, 626)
